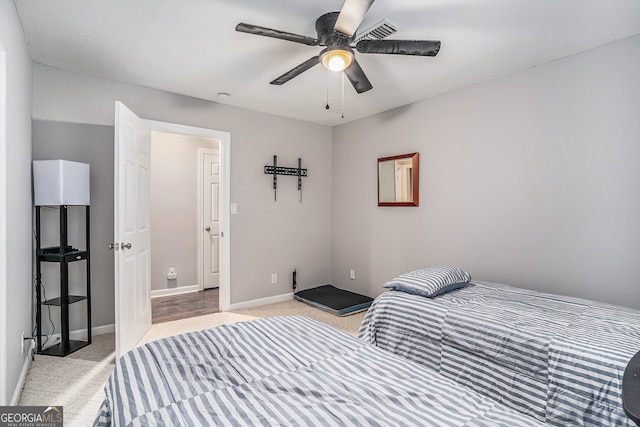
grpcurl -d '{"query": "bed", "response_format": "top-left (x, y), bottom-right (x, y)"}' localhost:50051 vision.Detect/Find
top-left (94, 315), bottom-right (545, 426)
top-left (359, 273), bottom-right (640, 426)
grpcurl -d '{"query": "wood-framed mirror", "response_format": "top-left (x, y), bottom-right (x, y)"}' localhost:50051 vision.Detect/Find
top-left (377, 152), bottom-right (419, 207)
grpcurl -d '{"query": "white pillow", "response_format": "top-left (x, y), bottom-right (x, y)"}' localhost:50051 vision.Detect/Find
top-left (382, 266), bottom-right (471, 297)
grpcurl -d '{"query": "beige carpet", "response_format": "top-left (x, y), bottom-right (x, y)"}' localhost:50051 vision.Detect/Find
top-left (18, 299), bottom-right (367, 426)
top-left (17, 333), bottom-right (118, 427)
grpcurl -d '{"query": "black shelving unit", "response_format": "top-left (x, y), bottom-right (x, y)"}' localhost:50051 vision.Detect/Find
top-left (35, 205), bottom-right (92, 356)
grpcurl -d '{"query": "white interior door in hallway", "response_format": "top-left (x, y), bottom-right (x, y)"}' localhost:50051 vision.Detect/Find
top-left (201, 148), bottom-right (220, 289)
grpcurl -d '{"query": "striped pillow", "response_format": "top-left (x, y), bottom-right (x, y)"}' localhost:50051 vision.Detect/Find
top-left (383, 266), bottom-right (471, 297)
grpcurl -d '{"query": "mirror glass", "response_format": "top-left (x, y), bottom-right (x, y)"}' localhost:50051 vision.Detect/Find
top-left (378, 153), bottom-right (419, 206)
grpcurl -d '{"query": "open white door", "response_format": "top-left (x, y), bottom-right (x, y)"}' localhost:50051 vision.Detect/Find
top-left (114, 102), bottom-right (152, 358)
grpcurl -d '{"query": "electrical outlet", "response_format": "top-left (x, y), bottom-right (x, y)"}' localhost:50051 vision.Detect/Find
top-left (271, 273), bottom-right (278, 284)
top-left (21, 332), bottom-right (24, 354)
top-left (349, 269), bottom-right (356, 280)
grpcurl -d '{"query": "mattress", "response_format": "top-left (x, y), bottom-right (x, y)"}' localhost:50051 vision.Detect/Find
top-left (358, 281), bottom-right (640, 426)
top-left (294, 284), bottom-right (373, 316)
top-left (94, 316), bottom-right (544, 426)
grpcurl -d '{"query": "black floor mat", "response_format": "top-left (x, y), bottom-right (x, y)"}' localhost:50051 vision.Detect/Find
top-left (294, 285), bottom-right (373, 316)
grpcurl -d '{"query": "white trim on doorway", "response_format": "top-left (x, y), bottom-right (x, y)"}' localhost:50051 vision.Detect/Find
top-left (145, 120), bottom-right (231, 311)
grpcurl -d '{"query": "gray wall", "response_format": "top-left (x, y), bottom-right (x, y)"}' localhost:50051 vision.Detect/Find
top-left (27, 26), bottom-right (640, 344)
top-left (32, 120), bottom-right (115, 331)
top-left (32, 64), bottom-right (333, 322)
top-left (331, 35), bottom-right (640, 309)
top-left (0, 2), bottom-right (33, 405)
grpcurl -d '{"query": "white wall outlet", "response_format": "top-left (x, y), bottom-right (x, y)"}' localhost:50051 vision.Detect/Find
top-left (349, 269), bottom-right (356, 280)
top-left (271, 273), bottom-right (278, 284)
top-left (21, 332), bottom-right (24, 354)
top-left (230, 203), bottom-right (238, 214)
top-left (167, 267), bottom-right (177, 280)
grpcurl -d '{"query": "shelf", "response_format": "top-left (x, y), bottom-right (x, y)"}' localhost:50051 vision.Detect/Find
top-left (35, 205), bottom-right (92, 357)
top-left (42, 295), bottom-right (87, 306)
top-left (37, 250), bottom-right (88, 263)
top-left (40, 340), bottom-right (90, 357)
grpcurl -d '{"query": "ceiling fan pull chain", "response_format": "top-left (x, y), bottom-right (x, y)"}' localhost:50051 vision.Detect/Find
top-left (341, 72), bottom-right (345, 119)
top-left (325, 71), bottom-right (330, 110)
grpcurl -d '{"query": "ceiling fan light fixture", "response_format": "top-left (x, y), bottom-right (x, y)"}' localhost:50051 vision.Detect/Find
top-left (320, 47), bottom-right (354, 72)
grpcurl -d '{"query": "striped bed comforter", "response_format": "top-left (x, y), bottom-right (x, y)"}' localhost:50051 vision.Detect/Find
top-left (358, 281), bottom-right (640, 426)
top-left (94, 316), bottom-right (545, 426)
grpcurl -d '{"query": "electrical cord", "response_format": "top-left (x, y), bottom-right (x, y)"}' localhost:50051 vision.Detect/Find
top-left (33, 208), bottom-right (58, 351)
top-left (42, 283), bottom-right (55, 347)
top-left (34, 275), bottom-right (55, 348)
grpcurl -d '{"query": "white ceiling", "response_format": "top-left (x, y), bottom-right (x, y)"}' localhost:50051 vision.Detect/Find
top-left (14, 0), bottom-right (640, 126)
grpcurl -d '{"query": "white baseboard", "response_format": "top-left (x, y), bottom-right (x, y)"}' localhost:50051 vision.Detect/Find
top-left (151, 285), bottom-right (200, 299)
top-left (10, 352), bottom-right (31, 405)
top-left (228, 293), bottom-right (293, 311)
top-left (91, 323), bottom-right (115, 336)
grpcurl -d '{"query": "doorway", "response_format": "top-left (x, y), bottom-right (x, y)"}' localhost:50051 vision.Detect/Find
top-left (146, 120), bottom-right (230, 315)
top-left (148, 129), bottom-right (226, 323)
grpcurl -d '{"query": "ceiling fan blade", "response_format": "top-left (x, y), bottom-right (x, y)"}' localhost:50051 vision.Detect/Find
top-left (236, 23), bottom-right (319, 46)
top-left (344, 59), bottom-right (373, 94)
top-left (356, 39), bottom-right (441, 56)
top-left (335, 0), bottom-right (375, 37)
top-left (270, 56), bottom-right (320, 85)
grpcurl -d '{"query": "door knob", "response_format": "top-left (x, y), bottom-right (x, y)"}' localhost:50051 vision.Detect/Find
top-left (121, 242), bottom-right (132, 250)
top-left (108, 243), bottom-right (119, 251)
top-left (205, 226), bottom-right (211, 231)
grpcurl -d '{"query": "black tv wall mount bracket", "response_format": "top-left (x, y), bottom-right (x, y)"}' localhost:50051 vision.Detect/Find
top-left (264, 155), bottom-right (307, 202)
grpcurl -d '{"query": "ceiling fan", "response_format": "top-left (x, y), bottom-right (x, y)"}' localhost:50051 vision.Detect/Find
top-left (236, 0), bottom-right (441, 94)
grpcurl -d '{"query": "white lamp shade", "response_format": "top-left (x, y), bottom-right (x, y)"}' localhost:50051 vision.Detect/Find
top-left (33, 160), bottom-right (90, 206)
